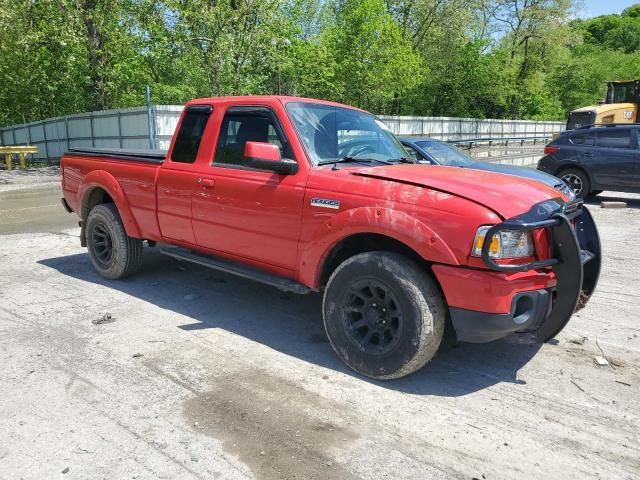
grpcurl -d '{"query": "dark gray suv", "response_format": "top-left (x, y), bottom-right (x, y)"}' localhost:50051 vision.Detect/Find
top-left (538, 124), bottom-right (640, 198)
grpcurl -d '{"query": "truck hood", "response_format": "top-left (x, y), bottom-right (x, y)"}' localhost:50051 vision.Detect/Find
top-left (351, 164), bottom-right (565, 219)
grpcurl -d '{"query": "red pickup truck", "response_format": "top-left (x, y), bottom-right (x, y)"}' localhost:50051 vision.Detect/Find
top-left (61, 96), bottom-right (601, 379)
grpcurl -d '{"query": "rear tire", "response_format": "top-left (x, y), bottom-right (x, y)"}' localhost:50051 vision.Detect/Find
top-left (322, 252), bottom-right (445, 380)
top-left (86, 204), bottom-right (143, 280)
top-left (558, 168), bottom-right (590, 199)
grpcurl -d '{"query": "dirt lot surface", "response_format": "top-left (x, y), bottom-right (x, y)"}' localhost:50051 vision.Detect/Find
top-left (1, 174), bottom-right (639, 479)
top-left (0, 166), bottom-right (60, 193)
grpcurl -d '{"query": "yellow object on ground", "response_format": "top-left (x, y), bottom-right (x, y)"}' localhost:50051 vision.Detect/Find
top-left (0, 145), bottom-right (39, 170)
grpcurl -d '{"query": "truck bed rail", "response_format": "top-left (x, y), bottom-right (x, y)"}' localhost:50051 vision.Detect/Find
top-left (66, 147), bottom-right (165, 164)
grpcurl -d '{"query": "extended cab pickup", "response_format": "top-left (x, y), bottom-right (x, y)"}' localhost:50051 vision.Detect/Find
top-left (61, 96), bottom-right (601, 379)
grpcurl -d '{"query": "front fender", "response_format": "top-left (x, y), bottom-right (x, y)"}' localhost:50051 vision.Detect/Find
top-left (77, 170), bottom-right (142, 238)
top-left (298, 206), bottom-right (459, 288)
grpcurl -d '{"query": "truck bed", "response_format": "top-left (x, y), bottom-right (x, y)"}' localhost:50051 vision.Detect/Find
top-left (66, 147), bottom-right (166, 164)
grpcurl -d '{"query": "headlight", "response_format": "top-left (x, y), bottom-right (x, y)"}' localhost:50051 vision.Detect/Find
top-left (472, 226), bottom-right (534, 259)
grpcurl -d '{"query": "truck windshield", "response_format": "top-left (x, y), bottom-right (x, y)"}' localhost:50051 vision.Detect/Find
top-left (286, 102), bottom-right (408, 166)
top-left (416, 141), bottom-right (475, 167)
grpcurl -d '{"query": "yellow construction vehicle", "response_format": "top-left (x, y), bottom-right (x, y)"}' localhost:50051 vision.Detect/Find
top-left (566, 80), bottom-right (640, 130)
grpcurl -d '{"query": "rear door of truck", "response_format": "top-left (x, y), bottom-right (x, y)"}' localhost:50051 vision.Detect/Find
top-left (156, 105), bottom-right (214, 244)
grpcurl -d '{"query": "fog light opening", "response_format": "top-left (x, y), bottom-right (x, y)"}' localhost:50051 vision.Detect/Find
top-left (513, 295), bottom-right (534, 325)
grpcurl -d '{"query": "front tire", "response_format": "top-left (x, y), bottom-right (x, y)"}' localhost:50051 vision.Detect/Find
top-left (86, 203), bottom-right (143, 280)
top-left (322, 252), bottom-right (445, 380)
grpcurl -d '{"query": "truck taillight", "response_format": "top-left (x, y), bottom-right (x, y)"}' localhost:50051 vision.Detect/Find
top-left (544, 145), bottom-right (560, 155)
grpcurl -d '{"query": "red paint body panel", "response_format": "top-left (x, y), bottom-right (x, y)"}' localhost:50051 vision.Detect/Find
top-left (432, 264), bottom-right (557, 314)
top-left (61, 95), bottom-right (564, 316)
top-left (156, 168), bottom-right (198, 244)
top-left (350, 164), bottom-right (562, 219)
top-left (62, 156), bottom-right (161, 241)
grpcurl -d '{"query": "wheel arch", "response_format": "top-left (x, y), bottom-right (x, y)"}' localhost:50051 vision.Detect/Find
top-left (319, 233), bottom-right (426, 289)
top-left (299, 207), bottom-right (460, 290)
top-left (77, 171), bottom-right (142, 244)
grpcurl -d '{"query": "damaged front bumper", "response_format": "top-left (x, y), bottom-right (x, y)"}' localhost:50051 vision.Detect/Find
top-left (449, 198), bottom-right (601, 343)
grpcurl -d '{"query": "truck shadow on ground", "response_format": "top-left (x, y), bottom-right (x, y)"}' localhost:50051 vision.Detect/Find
top-left (40, 250), bottom-right (541, 397)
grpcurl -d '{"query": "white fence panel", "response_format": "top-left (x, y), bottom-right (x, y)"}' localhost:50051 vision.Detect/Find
top-left (1, 106), bottom-right (564, 163)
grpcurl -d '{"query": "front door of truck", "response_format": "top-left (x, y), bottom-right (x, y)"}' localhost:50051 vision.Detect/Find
top-left (191, 106), bottom-right (306, 272)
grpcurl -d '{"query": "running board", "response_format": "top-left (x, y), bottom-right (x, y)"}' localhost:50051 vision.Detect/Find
top-left (159, 245), bottom-right (312, 294)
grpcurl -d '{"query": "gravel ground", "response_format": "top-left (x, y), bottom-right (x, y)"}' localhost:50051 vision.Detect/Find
top-left (0, 166), bottom-right (60, 193)
top-left (0, 187), bottom-right (639, 480)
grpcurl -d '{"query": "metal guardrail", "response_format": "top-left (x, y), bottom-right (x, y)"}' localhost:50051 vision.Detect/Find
top-left (0, 145), bottom-right (39, 170)
top-left (447, 135), bottom-right (552, 149)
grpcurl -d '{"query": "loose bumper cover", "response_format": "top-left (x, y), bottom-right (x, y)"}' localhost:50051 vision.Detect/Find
top-left (450, 198), bottom-right (601, 343)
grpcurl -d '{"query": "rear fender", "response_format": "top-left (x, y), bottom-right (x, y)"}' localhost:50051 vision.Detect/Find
top-left (77, 170), bottom-right (142, 238)
top-left (299, 207), bottom-right (459, 288)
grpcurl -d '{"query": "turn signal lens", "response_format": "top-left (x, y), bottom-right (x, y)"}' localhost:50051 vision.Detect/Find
top-left (473, 227), bottom-right (500, 257)
top-left (472, 226), bottom-right (534, 259)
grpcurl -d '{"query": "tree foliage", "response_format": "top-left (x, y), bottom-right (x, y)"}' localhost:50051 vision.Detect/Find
top-left (3, 0), bottom-right (640, 126)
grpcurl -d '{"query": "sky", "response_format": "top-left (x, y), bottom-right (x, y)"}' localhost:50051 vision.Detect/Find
top-left (580, 0), bottom-right (639, 18)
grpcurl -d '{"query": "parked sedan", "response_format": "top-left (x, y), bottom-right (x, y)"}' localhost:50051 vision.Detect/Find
top-left (537, 124), bottom-right (640, 198)
top-left (399, 137), bottom-right (575, 199)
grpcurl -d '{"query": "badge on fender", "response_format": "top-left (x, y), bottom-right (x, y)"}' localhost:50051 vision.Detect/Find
top-left (311, 198), bottom-right (340, 209)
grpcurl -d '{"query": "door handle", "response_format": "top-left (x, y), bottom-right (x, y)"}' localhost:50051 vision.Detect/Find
top-left (584, 152), bottom-right (593, 157)
top-left (197, 178), bottom-right (215, 188)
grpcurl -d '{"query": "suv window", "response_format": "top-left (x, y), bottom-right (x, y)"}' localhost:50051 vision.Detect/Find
top-left (403, 144), bottom-right (423, 162)
top-left (215, 110), bottom-right (284, 166)
top-left (596, 129), bottom-right (632, 149)
top-left (171, 106), bottom-right (212, 163)
top-left (567, 132), bottom-right (595, 146)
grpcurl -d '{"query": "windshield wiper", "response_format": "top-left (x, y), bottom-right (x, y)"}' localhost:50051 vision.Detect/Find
top-left (318, 156), bottom-right (363, 166)
top-left (318, 156), bottom-right (410, 168)
top-left (318, 156), bottom-right (392, 167)
top-left (387, 157), bottom-right (414, 164)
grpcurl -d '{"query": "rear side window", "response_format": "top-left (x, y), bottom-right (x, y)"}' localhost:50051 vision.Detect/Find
top-left (567, 132), bottom-right (595, 146)
top-left (596, 130), bottom-right (632, 149)
top-left (171, 106), bottom-right (212, 163)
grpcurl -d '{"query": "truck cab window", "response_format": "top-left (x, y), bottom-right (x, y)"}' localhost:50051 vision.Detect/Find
top-left (215, 112), bottom-right (284, 166)
top-left (171, 106), bottom-right (212, 163)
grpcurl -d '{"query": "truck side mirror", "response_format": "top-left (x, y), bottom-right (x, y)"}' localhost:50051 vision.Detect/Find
top-left (243, 141), bottom-right (297, 175)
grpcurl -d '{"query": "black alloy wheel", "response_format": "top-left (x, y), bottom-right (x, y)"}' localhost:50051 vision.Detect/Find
top-left (341, 278), bottom-right (404, 355)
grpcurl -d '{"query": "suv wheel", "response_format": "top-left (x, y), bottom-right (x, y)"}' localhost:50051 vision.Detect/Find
top-left (86, 204), bottom-right (144, 279)
top-left (322, 252), bottom-right (445, 380)
top-left (559, 168), bottom-right (590, 199)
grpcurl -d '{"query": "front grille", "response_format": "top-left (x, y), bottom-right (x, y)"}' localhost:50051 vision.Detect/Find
top-left (563, 199), bottom-right (583, 220)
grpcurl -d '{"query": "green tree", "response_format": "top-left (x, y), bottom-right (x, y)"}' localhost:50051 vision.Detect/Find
top-left (324, 0), bottom-right (422, 113)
